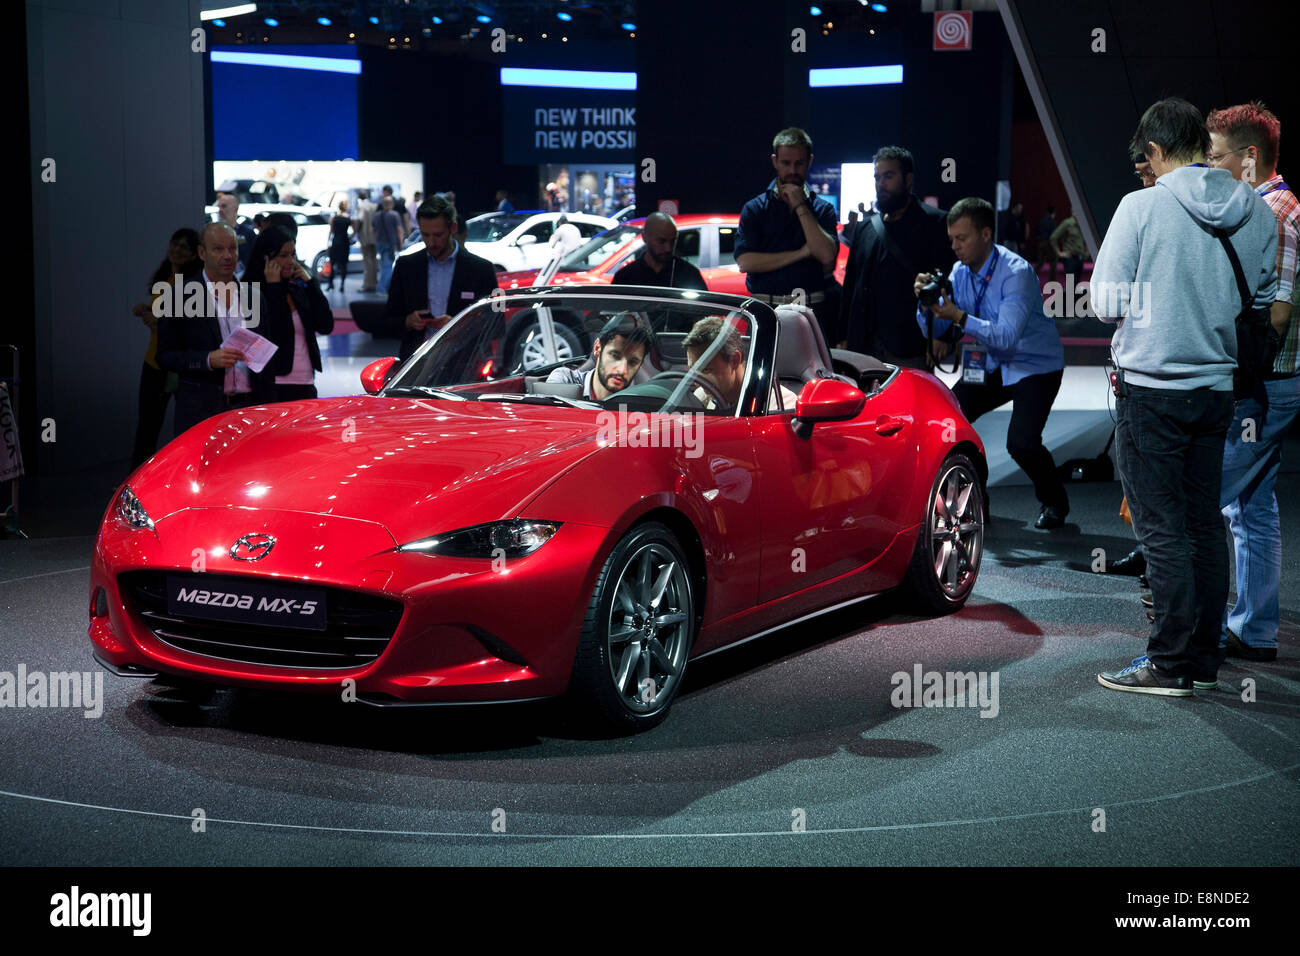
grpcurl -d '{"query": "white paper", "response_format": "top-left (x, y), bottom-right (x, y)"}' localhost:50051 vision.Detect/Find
top-left (221, 327), bottom-right (278, 373)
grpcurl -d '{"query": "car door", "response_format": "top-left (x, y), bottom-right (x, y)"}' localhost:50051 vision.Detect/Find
top-left (700, 223), bottom-right (750, 295)
top-left (517, 219), bottom-right (556, 271)
top-left (751, 378), bottom-right (918, 615)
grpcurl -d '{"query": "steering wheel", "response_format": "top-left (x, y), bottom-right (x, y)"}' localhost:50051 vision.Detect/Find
top-left (650, 369), bottom-right (731, 411)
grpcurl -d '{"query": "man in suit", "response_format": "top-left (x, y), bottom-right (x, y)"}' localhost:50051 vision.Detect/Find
top-left (383, 195), bottom-right (499, 362)
top-left (157, 222), bottom-right (272, 435)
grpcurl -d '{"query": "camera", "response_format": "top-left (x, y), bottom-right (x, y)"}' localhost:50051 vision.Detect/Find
top-left (917, 270), bottom-right (952, 308)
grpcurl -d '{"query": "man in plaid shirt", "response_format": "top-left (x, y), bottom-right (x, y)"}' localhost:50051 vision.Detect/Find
top-left (1209, 102), bottom-right (1298, 662)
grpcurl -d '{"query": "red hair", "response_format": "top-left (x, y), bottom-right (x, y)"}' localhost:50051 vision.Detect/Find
top-left (1207, 101), bottom-right (1281, 172)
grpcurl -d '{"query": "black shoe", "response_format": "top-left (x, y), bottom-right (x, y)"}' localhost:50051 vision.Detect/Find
top-left (1097, 656), bottom-right (1191, 696)
top-left (1223, 629), bottom-right (1277, 662)
top-left (1035, 505), bottom-right (1067, 529)
top-left (1108, 547), bottom-right (1147, 576)
top-left (1138, 573), bottom-right (1149, 588)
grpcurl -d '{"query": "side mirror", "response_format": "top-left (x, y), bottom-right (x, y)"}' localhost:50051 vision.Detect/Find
top-left (514, 234), bottom-right (538, 246)
top-left (791, 378), bottom-right (866, 439)
top-left (360, 356), bottom-right (397, 394)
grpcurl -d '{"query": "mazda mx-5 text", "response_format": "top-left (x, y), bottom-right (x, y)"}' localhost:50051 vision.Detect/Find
top-left (90, 287), bottom-right (987, 732)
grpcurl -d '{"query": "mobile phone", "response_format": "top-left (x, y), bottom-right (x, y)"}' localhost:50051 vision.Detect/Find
top-left (418, 311), bottom-right (433, 318)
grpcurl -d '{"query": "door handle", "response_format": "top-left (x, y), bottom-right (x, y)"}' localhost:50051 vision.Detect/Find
top-left (874, 415), bottom-right (907, 436)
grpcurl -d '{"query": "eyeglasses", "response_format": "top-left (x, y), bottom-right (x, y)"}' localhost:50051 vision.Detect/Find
top-left (1206, 145), bottom-right (1253, 165)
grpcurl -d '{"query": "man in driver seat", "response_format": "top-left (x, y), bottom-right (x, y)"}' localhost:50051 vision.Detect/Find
top-left (545, 313), bottom-right (655, 401)
top-left (683, 316), bottom-right (799, 412)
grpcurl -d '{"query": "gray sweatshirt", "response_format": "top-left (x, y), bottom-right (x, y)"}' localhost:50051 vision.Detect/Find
top-left (1091, 164), bottom-right (1277, 390)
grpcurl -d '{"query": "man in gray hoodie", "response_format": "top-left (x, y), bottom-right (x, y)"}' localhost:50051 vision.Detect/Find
top-left (1091, 97), bottom-right (1277, 697)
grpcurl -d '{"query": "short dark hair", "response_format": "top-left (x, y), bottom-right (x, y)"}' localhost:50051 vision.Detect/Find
top-left (416, 194), bottom-right (457, 227)
top-left (947, 197), bottom-right (995, 234)
top-left (1129, 97), bottom-right (1210, 165)
top-left (1207, 101), bottom-right (1281, 173)
top-left (602, 325), bottom-right (655, 356)
top-left (873, 145), bottom-right (914, 177)
top-left (682, 316), bottom-right (744, 358)
top-left (772, 127), bottom-right (813, 158)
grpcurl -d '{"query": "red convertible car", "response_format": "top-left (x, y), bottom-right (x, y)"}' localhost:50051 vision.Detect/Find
top-left (89, 287), bottom-right (986, 732)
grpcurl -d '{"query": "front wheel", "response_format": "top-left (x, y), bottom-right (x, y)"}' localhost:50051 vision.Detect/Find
top-left (568, 522), bottom-right (696, 733)
top-left (899, 452), bottom-right (984, 613)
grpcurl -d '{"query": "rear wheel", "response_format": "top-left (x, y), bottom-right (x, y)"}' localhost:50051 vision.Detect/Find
top-left (900, 452), bottom-right (984, 613)
top-left (568, 522), bottom-right (696, 733)
top-left (311, 250), bottom-right (330, 279)
top-left (508, 320), bottom-right (585, 372)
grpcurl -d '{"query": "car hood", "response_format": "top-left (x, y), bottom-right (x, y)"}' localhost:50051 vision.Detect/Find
top-left (133, 397), bottom-right (609, 544)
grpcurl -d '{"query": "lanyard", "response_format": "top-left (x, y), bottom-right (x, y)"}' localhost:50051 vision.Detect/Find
top-left (966, 247), bottom-right (999, 318)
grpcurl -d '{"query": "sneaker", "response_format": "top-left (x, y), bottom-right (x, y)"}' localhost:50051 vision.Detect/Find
top-left (1097, 655), bottom-right (1192, 696)
top-left (1140, 592), bottom-right (1153, 608)
top-left (1223, 629), bottom-right (1277, 662)
top-left (1191, 674), bottom-right (1218, 691)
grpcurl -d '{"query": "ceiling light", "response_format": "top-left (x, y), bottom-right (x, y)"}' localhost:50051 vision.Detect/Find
top-left (556, 11), bottom-right (572, 21)
top-left (200, 3), bottom-right (256, 20)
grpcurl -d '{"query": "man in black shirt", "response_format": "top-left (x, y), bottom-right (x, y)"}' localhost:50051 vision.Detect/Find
top-left (839, 146), bottom-right (952, 368)
top-left (611, 213), bottom-right (708, 290)
top-left (735, 127), bottom-right (840, 341)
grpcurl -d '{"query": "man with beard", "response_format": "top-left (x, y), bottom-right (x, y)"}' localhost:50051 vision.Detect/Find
top-left (840, 146), bottom-right (952, 367)
top-left (612, 213), bottom-right (707, 291)
top-left (735, 127), bottom-right (840, 342)
top-left (545, 314), bottom-right (654, 401)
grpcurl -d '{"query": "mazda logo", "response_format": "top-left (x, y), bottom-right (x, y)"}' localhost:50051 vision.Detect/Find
top-left (230, 533), bottom-right (276, 562)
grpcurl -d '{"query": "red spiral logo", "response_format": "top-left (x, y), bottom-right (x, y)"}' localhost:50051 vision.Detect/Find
top-left (936, 12), bottom-right (970, 46)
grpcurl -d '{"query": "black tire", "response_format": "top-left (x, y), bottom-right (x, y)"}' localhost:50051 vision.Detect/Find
top-left (567, 522), bottom-right (696, 733)
top-left (508, 319), bottom-right (586, 372)
top-left (899, 451), bottom-right (984, 613)
top-left (311, 250), bottom-right (329, 279)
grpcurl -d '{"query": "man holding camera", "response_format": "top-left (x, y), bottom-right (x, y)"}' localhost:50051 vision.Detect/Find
top-left (914, 197), bottom-right (1069, 529)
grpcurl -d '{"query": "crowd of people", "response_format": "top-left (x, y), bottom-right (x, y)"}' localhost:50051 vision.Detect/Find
top-left (130, 99), bottom-right (1295, 693)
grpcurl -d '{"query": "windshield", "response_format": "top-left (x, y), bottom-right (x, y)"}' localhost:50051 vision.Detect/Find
top-left (465, 214), bottom-right (529, 243)
top-left (557, 225), bottom-right (641, 272)
top-left (384, 293), bottom-right (765, 416)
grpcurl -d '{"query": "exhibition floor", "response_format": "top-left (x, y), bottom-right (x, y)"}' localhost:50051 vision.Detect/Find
top-left (2, 479), bottom-right (1296, 865)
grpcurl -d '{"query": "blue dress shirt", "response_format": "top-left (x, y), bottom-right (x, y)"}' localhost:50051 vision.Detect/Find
top-left (423, 239), bottom-right (460, 341)
top-left (915, 244), bottom-right (1063, 385)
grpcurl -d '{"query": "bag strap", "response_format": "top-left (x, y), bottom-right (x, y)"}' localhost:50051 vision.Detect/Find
top-left (1211, 226), bottom-right (1253, 312)
top-left (867, 212), bottom-right (917, 278)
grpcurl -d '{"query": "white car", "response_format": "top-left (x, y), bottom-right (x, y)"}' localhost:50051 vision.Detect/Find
top-left (204, 203), bottom-right (359, 279)
top-left (400, 211), bottom-right (615, 272)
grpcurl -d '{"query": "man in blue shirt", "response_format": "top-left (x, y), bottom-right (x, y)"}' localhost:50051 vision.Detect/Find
top-left (915, 197), bottom-right (1069, 529)
top-left (496, 190), bottom-right (514, 214)
top-left (735, 127), bottom-right (840, 342)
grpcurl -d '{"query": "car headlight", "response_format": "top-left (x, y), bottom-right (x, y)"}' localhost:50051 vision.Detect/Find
top-left (114, 485), bottom-right (155, 531)
top-left (396, 520), bottom-right (561, 559)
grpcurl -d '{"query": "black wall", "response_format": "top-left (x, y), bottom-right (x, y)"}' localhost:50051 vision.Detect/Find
top-left (1012, 0), bottom-right (1297, 240)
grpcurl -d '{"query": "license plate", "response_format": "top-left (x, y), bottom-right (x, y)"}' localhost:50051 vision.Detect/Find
top-left (166, 576), bottom-right (327, 631)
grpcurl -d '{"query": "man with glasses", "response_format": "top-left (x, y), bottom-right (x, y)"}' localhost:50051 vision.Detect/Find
top-left (1207, 101), bottom-right (1298, 664)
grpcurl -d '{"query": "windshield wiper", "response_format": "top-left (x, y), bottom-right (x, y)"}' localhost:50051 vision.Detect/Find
top-left (384, 385), bottom-right (471, 400)
top-left (477, 393), bottom-right (602, 409)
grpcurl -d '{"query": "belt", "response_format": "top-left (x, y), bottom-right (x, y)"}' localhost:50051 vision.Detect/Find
top-left (749, 291), bottom-right (826, 305)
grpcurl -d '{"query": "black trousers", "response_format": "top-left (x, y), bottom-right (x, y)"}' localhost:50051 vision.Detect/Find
top-left (952, 366), bottom-right (1069, 512)
top-left (1115, 384), bottom-right (1233, 676)
top-left (131, 362), bottom-right (172, 469)
top-left (273, 383), bottom-right (318, 402)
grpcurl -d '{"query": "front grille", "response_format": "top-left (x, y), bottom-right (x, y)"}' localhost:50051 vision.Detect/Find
top-left (120, 571), bottom-right (404, 670)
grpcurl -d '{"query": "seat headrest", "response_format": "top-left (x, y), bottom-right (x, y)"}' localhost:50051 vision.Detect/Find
top-left (774, 304), bottom-right (834, 382)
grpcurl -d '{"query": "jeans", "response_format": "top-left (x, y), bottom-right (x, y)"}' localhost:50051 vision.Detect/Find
top-left (1220, 374), bottom-right (1300, 649)
top-left (952, 366), bottom-right (1069, 511)
top-left (377, 243), bottom-right (396, 294)
top-left (1115, 384), bottom-right (1235, 676)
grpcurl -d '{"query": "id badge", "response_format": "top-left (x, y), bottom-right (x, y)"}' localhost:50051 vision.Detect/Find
top-left (961, 345), bottom-right (986, 384)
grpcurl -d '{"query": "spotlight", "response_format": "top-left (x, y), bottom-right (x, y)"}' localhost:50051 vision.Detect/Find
top-left (556, 11), bottom-right (572, 21)
top-left (316, 17), bottom-right (331, 26)
top-left (476, 15), bottom-right (491, 23)
top-left (431, 15), bottom-right (443, 24)
top-left (368, 15), bottom-right (378, 25)
top-left (212, 18), bottom-right (227, 27)
top-left (621, 22), bottom-right (635, 31)
top-left (871, 3), bottom-right (888, 11)
top-left (263, 17), bottom-right (278, 27)
top-left (810, 5), bottom-right (821, 14)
